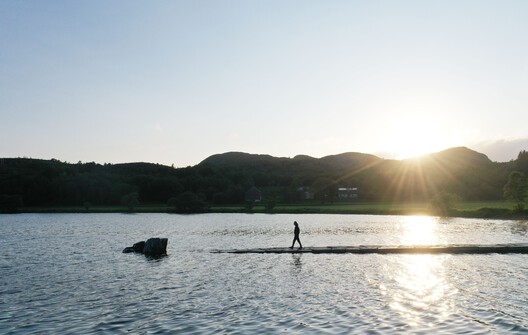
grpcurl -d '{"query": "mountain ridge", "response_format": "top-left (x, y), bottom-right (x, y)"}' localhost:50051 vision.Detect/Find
top-left (199, 146), bottom-right (490, 166)
top-left (1, 146), bottom-right (525, 208)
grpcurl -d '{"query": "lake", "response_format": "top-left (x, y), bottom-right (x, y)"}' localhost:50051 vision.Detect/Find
top-left (1, 213), bottom-right (527, 334)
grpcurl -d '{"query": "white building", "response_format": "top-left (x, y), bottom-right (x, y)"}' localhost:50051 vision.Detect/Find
top-left (337, 187), bottom-right (358, 199)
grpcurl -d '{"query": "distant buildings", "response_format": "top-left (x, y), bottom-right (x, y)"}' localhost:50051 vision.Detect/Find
top-left (297, 187), bottom-right (315, 200)
top-left (296, 186), bottom-right (359, 201)
top-left (245, 186), bottom-right (262, 203)
top-left (337, 187), bottom-right (359, 200)
top-left (245, 185), bottom-right (358, 203)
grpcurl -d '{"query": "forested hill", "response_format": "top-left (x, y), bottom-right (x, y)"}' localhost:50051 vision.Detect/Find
top-left (1, 147), bottom-right (527, 209)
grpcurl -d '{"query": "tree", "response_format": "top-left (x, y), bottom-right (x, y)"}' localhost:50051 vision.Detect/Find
top-left (265, 197), bottom-right (276, 211)
top-left (429, 191), bottom-right (461, 215)
top-left (503, 171), bottom-right (528, 211)
top-left (244, 201), bottom-right (254, 211)
top-left (0, 194), bottom-right (23, 213)
top-left (121, 192), bottom-right (140, 211)
top-left (516, 150), bottom-right (528, 175)
top-left (168, 192), bottom-right (207, 212)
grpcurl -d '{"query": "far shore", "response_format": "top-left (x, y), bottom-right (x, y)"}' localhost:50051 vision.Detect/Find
top-left (4, 201), bottom-right (528, 220)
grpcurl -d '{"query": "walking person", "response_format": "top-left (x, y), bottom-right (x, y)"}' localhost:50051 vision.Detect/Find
top-left (290, 221), bottom-right (303, 249)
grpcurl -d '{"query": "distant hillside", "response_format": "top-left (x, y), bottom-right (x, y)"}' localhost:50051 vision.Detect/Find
top-left (367, 147), bottom-right (501, 202)
top-left (200, 151), bottom-right (382, 168)
top-left (198, 147), bottom-right (511, 202)
top-left (1, 147), bottom-right (526, 209)
top-left (200, 152), bottom-right (289, 166)
top-left (423, 146), bottom-right (492, 166)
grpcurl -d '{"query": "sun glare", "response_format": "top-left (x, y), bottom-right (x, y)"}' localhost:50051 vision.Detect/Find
top-left (380, 119), bottom-right (455, 160)
top-left (389, 253), bottom-right (456, 327)
top-left (383, 216), bottom-right (457, 327)
top-left (400, 216), bottom-right (438, 245)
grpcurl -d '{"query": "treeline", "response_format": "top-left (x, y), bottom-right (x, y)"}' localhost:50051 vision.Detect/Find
top-left (1, 147), bottom-right (527, 211)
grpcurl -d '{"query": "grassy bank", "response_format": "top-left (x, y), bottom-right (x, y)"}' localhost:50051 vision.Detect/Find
top-left (214, 201), bottom-right (526, 219)
top-left (9, 201), bottom-right (527, 219)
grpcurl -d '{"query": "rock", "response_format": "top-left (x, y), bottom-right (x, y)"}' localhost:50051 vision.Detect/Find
top-left (122, 240), bottom-right (145, 253)
top-left (132, 241), bottom-right (145, 253)
top-left (122, 246), bottom-right (135, 253)
top-left (143, 238), bottom-right (168, 257)
top-left (123, 238), bottom-right (168, 257)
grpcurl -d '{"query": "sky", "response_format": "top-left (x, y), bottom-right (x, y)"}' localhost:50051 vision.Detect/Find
top-left (1, 1), bottom-right (528, 167)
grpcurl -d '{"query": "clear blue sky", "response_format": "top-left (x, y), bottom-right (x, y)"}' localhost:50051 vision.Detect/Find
top-left (2, 1), bottom-right (527, 166)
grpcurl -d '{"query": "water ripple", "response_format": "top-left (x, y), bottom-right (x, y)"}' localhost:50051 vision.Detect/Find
top-left (0, 213), bottom-right (527, 334)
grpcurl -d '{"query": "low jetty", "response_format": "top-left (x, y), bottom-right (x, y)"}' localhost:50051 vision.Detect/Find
top-left (211, 243), bottom-right (528, 254)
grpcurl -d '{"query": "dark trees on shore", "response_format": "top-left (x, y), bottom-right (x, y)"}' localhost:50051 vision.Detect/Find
top-left (503, 171), bottom-right (528, 211)
top-left (0, 147), bottom-right (526, 209)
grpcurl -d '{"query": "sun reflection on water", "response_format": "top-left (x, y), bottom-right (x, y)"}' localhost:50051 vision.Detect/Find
top-left (400, 215), bottom-right (438, 245)
top-left (388, 254), bottom-right (456, 327)
top-left (384, 216), bottom-right (458, 328)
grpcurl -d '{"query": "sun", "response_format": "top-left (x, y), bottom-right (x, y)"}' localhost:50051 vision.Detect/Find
top-left (380, 119), bottom-right (454, 160)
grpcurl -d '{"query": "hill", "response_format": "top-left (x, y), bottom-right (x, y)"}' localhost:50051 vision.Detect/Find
top-left (0, 147), bottom-right (524, 210)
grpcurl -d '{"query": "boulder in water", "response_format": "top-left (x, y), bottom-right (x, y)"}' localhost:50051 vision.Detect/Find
top-left (144, 238), bottom-right (168, 257)
top-left (132, 241), bottom-right (146, 252)
top-left (122, 246), bottom-right (134, 253)
top-left (123, 238), bottom-right (167, 257)
top-left (123, 240), bottom-right (145, 253)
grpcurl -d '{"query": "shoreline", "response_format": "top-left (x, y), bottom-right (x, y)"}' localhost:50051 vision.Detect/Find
top-left (3, 204), bottom-right (528, 220)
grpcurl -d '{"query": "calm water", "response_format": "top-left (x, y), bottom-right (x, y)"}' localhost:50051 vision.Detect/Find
top-left (1, 213), bottom-right (527, 334)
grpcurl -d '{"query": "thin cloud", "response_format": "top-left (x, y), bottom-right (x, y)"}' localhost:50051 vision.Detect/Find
top-left (471, 138), bottom-right (528, 162)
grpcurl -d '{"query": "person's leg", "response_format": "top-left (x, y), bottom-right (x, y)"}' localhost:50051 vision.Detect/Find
top-left (293, 236), bottom-right (301, 248)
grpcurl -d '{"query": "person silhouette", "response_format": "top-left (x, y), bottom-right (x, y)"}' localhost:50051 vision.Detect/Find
top-left (290, 221), bottom-right (303, 249)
